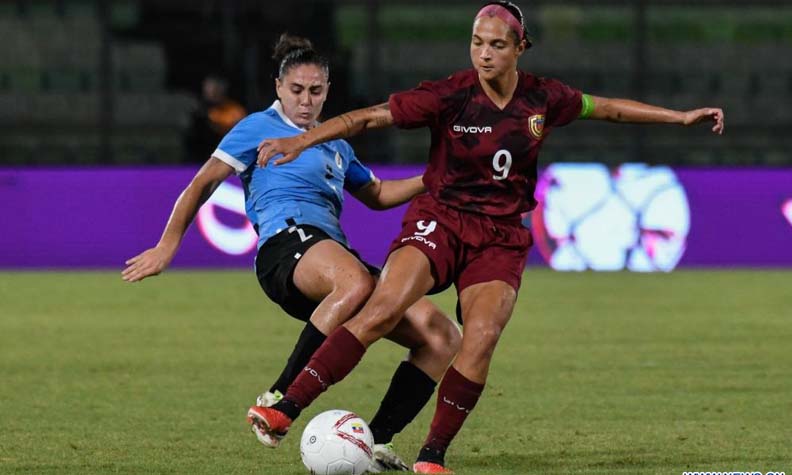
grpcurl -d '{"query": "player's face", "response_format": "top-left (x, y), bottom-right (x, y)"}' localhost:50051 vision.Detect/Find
top-left (276, 64), bottom-right (329, 129)
top-left (470, 16), bottom-right (525, 81)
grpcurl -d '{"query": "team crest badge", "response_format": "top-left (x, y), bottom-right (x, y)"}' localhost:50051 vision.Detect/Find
top-left (334, 152), bottom-right (343, 169)
top-left (528, 114), bottom-right (545, 140)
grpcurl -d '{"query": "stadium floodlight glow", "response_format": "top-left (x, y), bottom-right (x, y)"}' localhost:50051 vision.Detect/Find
top-left (196, 181), bottom-right (257, 256)
top-left (529, 163), bottom-right (690, 272)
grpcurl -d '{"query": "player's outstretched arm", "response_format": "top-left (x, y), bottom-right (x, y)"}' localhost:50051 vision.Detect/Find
top-left (256, 103), bottom-right (394, 167)
top-left (588, 95), bottom-right (724, 134)
top-left (352, 175), bottom-right (425, 210)
top-left (121, 157), bottom-right (234, 282)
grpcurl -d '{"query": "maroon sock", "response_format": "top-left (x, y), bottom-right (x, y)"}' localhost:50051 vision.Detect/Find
top-left (285, 326), bottom-right (366, 410)
top-left (422, 366), bottom-right (485, 453)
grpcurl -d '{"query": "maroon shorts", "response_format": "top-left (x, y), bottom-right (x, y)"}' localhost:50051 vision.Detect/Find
top-left (387, 194), bottom-right (533, 296)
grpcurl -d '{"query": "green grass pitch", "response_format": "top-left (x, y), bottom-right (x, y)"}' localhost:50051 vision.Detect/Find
top-left (1, 270), bottom-right (790, 474)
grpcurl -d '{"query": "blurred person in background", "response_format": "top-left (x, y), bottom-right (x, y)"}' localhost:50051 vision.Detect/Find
top-left (123, 33), bottom-right (461, 472)
top-left (184, 75), bottom-right (246, 162)
top-left (250, 2), bottom-right (725, 473)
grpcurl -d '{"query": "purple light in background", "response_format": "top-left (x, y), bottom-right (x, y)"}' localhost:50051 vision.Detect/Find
top-left (675, 168), bottom-right (792, 267)
top-left (1, 166), bottom-right (791, 269)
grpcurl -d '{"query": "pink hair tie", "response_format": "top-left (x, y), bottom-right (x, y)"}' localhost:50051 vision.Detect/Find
top-left (475, 4), bottom-right (524, 41)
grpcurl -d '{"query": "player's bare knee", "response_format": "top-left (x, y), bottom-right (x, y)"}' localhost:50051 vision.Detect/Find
top-left (462, 341), bottom-right (497, 366)
top-left (361, 298), bottom-right (403, 337)
top-left (367, 312), bottom-right (402, 337)
top-left (429, 316), bottom-right (461, 363)
top-left (464, 321), bottom-right (502, 356)
top-left (334, 272), bottom-right (375, 310)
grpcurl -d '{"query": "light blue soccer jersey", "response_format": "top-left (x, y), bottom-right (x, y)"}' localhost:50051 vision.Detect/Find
top-left (212, 101), bottom-right (375, 249)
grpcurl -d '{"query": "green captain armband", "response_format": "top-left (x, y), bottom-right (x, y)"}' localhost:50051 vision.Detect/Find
top-left (579, 94), bottom-right (595, 119)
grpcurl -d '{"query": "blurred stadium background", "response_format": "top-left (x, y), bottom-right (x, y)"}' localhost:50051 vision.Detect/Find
top-left (1, 1), bottom-right (791, 474)
top-left (2, 0), bottom-right (791, 167)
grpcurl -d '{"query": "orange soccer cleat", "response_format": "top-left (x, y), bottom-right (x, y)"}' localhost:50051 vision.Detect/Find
top-left (246, 406), bottom-right (292, 448)
top-left (413, 461), bottom-right (454, 474)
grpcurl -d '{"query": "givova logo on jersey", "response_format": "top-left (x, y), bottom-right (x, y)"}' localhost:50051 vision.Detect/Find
top-left (401, 220), bottom-right (438, 249)
top-left (452, 125), bottom-right (492, 134)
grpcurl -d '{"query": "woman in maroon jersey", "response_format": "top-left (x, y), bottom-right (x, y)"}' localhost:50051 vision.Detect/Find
top-left (248, 2), bottom-right (724, 473)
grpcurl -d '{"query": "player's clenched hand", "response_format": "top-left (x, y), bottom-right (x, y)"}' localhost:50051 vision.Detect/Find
top-left (683, 108), bottom-right (725, 135)
top-left (121, 246), bottom-right (173, 282)
top-left (256, 136), bottom-right (306, 167)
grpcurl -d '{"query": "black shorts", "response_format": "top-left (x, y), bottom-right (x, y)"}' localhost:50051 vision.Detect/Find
top-left (255, 223), bottom-right (380, 322)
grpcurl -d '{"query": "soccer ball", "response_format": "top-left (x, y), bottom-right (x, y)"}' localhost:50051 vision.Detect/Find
top-left (300, 409), bottom-right (374, 475)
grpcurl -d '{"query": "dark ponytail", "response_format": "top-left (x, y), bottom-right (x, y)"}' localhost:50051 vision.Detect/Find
top-left (272, 33), bottom-right (330, 79)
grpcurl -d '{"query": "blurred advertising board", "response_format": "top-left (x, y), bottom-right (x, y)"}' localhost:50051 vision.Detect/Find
top-left (1, 165), bottom-right (790, 270)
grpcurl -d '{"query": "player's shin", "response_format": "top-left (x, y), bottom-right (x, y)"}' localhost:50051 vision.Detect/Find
top-left (274, 326), bottom-right (367, 420)
top-left (369, 361), bottom-right (437, 444)
top-left (417, 366), bottom-right (485, 466)
top-left (268, 321), bottom-right (326, 395)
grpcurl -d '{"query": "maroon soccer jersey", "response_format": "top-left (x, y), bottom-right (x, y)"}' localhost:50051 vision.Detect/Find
top-left (389, 69), bottom-right (582, 217)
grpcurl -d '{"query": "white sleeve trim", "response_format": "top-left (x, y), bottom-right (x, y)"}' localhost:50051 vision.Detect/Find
top-left (212, 148), bottom-right (248, 174)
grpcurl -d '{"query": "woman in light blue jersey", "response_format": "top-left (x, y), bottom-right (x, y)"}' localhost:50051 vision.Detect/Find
top-left (122, 33), bottom-right (460, 472)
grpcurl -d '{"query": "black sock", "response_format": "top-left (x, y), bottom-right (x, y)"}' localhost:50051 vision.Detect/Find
top-left (273, 398), bottom-right (302, 420)
top-left (269, 321), bottom-right (326, 394)
top-left (369, 361), bottom-right (437, 445)
top-left (416, 446), bottom-right (446, 465)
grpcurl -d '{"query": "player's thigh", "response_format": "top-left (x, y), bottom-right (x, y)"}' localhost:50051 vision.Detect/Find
top-left (360, 246), bottom-right (435, 319)
top-left (292, 239), bottom-right (374, 302)
top-left (456, 243), bottom-right (528, 309)
top-left (344, 246), bottom-right (436, 341)
top-left (387, 194), bottom-right (460, 295)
